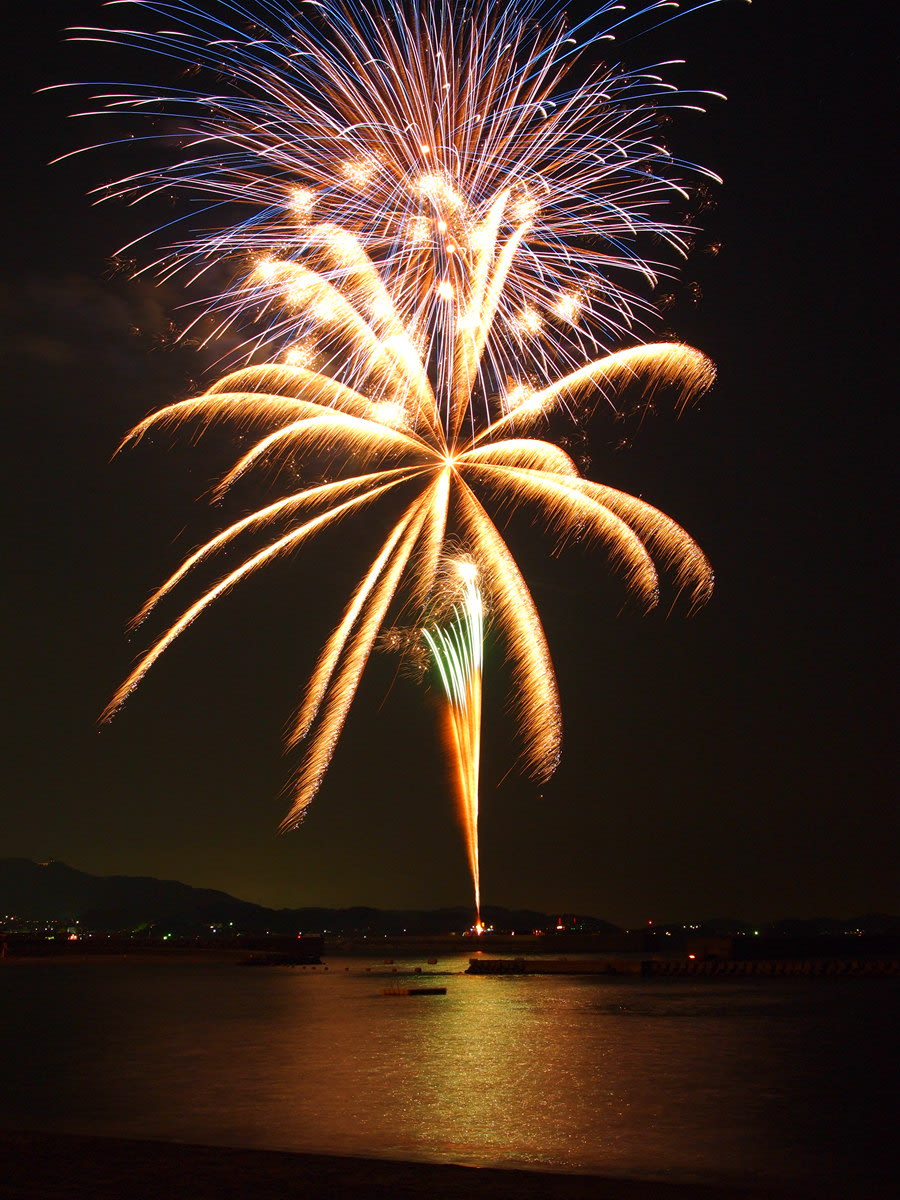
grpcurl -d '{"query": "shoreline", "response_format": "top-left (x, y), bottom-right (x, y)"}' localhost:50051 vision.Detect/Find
top-left (0, 1130), bottom-right (838, 1199)
top-left (0, 950), bottom-right (253, 965)
top-left (3, 949), bottom-right (897, 979)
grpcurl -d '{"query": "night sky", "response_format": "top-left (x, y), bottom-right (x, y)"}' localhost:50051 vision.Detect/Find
top-left (2, 1), bottom-right (894, 925)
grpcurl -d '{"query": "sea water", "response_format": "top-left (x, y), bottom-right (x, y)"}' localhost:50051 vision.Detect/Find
top-left (1, 954), bottom-right (896, 1192)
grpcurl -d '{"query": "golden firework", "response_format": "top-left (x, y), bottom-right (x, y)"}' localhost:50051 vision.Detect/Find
top-left (103, 222), bottom-right (714, 829)
top-left (86, 1), bottom-right (721, 843)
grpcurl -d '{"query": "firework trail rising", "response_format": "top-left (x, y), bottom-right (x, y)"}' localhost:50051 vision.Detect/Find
top-left (77, 0), bottom-right (719, 841)
top-left (423, 561), bottom-right (484, 923)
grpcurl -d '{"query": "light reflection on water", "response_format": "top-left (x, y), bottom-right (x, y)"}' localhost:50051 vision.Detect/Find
top-left (1, 954), bottom-right (896, 1190)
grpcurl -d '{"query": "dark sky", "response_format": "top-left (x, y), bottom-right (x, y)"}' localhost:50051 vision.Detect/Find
top-left (2, 1), bottom-right (894, 925)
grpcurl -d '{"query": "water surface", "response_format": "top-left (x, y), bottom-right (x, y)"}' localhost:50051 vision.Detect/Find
top-left (1, 954), bottom-right (895, 1192)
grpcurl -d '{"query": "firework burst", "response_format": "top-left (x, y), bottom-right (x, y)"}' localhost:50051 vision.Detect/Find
top-left (69, 0), bottom-right (723, 379)
top-left (102, 224), bottom-right (714, 831)
top-left (86, 1), bottom-right (719, 844)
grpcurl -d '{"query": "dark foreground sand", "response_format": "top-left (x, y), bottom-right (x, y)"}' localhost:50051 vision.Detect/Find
top-left (0, 1131), bottom-right (846, 1200)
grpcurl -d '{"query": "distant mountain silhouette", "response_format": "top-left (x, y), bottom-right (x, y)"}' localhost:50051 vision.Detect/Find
top-left (3, 860), bottom-right (895, 938)
top-left (0, 859), bottom-right (619, 936)
top-left (0, 858), bottom-right (277, 934)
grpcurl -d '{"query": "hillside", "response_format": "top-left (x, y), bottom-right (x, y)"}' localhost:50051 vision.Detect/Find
top-left (0, 859), bottom-right (616, 936)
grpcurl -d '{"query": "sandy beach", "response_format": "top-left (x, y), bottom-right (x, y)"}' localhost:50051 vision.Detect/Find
top-left (0, 1131), bottom-right (841, 1199)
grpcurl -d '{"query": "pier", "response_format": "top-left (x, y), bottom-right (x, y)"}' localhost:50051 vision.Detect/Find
top-left (467, 956), bottom-right (900, 978)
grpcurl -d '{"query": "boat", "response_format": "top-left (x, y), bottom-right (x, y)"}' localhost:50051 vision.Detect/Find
top-left (382, 985), bottom-right (447, 996)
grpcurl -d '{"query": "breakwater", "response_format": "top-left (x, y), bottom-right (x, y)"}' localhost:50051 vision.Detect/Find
top-left (1, 935), bottom-right (323, 964)
top-left (467, 956), bottom-right (900, 978)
